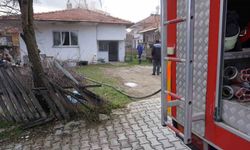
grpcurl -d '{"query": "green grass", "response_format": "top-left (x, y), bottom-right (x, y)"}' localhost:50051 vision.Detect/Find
top-left (75, 64), bottom-right (132, 109)
top-left (0, 122), bottom-right (21, 140)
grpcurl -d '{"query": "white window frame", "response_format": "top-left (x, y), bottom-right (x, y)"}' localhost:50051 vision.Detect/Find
top-left (52, 31), bottom-right (79, 47)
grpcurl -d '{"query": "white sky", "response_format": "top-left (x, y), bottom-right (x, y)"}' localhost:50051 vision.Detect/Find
top-left (33, 0), bottom-right (160, 22)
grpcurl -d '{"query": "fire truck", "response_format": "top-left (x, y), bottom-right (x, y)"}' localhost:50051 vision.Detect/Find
top-left (161, 0), bottom-right (250, 149)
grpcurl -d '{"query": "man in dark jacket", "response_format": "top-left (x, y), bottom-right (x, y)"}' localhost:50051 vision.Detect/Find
top-left (151, 40), bottom-right (161, 75)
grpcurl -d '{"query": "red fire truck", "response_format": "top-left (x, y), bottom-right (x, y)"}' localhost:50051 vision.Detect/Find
top-left (161, 0), bottom-right (250, 149)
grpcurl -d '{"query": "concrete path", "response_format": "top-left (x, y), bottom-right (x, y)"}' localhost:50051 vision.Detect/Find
top-left (1, 98), bottom-right (190, 150)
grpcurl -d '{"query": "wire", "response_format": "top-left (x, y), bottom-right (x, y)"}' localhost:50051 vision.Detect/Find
top-left (83, 76), bottom-right (161, 100)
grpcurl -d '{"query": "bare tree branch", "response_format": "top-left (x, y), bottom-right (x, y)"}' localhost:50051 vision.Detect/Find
top-left (0, 0), bottom-right (20, 15)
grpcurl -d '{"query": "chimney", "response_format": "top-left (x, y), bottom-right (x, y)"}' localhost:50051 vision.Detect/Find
top-left (66, 0), bottom-right (72, 9)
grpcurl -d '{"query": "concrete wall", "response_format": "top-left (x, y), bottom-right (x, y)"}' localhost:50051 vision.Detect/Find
top-left (20, 22), bottom-right (127, 63)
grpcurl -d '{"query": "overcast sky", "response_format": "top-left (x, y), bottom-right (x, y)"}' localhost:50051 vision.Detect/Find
top-left (33, 0), bottom-right (160, 22)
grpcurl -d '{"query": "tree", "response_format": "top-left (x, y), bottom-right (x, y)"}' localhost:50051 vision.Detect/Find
top-left (0, 0), bottom-right (45, 87)
top-left (18, 0), bottom-right (45, 87)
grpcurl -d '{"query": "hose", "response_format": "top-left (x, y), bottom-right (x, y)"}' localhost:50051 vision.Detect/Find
top-left (83, 77), bottom-right (161, 100)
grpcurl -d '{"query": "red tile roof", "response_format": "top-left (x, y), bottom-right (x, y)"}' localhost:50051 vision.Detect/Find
top-left (131, 14), bottom-right (160, 33)
top-left (0, 8), bottom-right (132, 26)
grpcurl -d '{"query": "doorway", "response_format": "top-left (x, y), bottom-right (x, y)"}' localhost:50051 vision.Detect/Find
top-left (108, 41), bottom-right (118, 61)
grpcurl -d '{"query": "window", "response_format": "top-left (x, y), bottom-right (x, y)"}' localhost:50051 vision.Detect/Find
top-left (98, 41), bottom-right (109, 51)
top-left (53, 31), bottom-right (78, 46)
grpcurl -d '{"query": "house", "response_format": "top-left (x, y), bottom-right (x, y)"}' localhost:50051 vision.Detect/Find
top-left (129, 14), bottom-right (160, 49)
top-left (0, 8), bottom-right (132, 63)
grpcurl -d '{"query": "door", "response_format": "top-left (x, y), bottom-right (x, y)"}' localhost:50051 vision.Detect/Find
top-left (109, 41), bottom-right (118, 61)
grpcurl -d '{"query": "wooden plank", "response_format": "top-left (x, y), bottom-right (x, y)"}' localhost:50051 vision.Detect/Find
top-left (0, 69), bottom-right (21, 122)
top-left (40, 91), bottom-right (62, 120)
top-left (10, 68), bottom-right (47, 119)
top-left (4, 69), bottom-right (34, 120)
top-left (6, 68), bottom-right (39, 119)
top-left (0, 93), bottom-right (13, 121)
top-left (42, 77), bottom-right (68, 119)
top-left (0, 68), bottom-right (27, 121)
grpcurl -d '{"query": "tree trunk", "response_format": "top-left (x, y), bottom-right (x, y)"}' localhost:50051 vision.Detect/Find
top-left (18, 0), bottom-right (45, 87)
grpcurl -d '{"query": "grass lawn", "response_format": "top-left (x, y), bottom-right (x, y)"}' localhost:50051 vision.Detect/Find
top-left (75, 59), bottom-right (151, 109)
top-left (75, 64), bottom-right (132, 109)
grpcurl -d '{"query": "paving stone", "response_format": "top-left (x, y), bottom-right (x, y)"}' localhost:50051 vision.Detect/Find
top-left (98, 130), bottom-right (107, 138)
top-left (43, 140), bottom-right (51, 148)
top-left (151, 127), bottom-right (161, 134)
top-left (155, 133), bottom-right (168, 140)
top-left (72, 132), bottom-right (81, 140)
top-left (99, 137), bottom-right (109, 144)
top-left (138, 136), bottom-right (149, 144)
top-left (153, 145), bottom-right (164, 150)
top-left (120, 117), bottom-right (127, 123)
top-left (131, 124), bottom-right (140, 131)
top-left (159, 139), bottom-right (174, 148)
top-left (80, 146), bottom-right (91, 150)
top-left (117, 133), bottom-right (128, 141)
top-left (143, 116), bottom-right (151, 122)
top-left (124, 129), bottom-right (135, 136)
top-left (51, 142), bottom-right (61, 150)
top-left (110, 146), bottom-right (121, 150)
top-left (167, 134), bottom-right (180, 142)
top-left (72, 139), bottom-right (81, 146)
top-left (114, 127), bottom-right (124, 134)
top-left (110, 138), bottom-right (120, 147)
top-left (106, 126), bottom-right (114, 132)
top-left (101, 144), bottom-right (110, 150)
top-left (120, 140), bottom-right (131, 148)
top-left (122, 123), bottom-right (131, 129)
top-left (107, 131), bottom-right (117, 139)
top-left (90, 142), bottom-right (101, 149)
top-left (148, 137), bottom-right (162, 147)
top-left (89, 129), bottom-right (98, 136)
top-left (1, 98), bottom-right (190, 150)
top-left (62, 144), bottom-right (70, 150)
top-left (90, 135), bottom-right (99, 142)
top-left (71, 145), bottom-right (80, 150)
top-left (140, 125), bottom-right (150, 132)
top-left (121, 148), bottom-right (132, 150)
top-left (172, 141), bottom-right (188, 149)
top-left (127, 135), bottom-right (138, 143)
top-left (141, 143), bottom-right (153, 150)
top-left (134, 130), bottom-right (144, 137)
top-left (81, 133), bottom-right (89, 140)
top-left (128, 119), bottom-right (136, 125)
top-left (131, 142), bottom-right (142, 150)
top-left (97, 125), bottom-right (106, 131)
top-left (81, 140), bottom-right (90, 148)
top-left (144, 131), bottom-right (155, 139)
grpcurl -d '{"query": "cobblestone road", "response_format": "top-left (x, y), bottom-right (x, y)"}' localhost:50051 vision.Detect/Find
top-left (1, 98), bottom-right (190, 150)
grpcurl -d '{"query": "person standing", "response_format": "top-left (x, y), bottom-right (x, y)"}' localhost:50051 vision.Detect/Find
top-left (137, 43), bottom-right (144, 64)
top-left (151, 40), bottom-right (161, 75)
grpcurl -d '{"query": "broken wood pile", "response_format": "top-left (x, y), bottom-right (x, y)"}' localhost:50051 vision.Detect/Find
top-left (0, 60), bottom-right (106, 124)
top-left (0, 66), bottom-right (47, 122)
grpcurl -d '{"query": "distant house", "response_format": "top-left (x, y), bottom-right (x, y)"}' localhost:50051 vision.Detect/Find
top-left (0, 8), bottom-right (132, 63)
top-left (129, 14), bottom-right (160, 49)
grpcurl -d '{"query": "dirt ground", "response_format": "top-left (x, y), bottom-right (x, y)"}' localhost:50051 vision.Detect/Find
top-left (104, 65), bottom-right (161, 98)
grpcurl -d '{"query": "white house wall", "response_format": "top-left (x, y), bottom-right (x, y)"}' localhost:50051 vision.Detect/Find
top-left (96, 24), bottom-right (126, 62)
top-left (20, 22), bottom-right (126, 63)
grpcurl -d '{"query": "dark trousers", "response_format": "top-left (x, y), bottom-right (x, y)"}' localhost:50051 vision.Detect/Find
top-left (138, 54), bottom-right (142, 64)
top-left (153, 59), bottom-right (161, 75)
